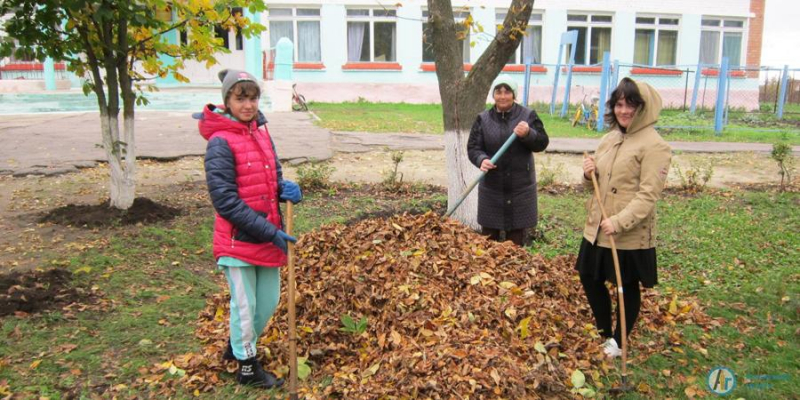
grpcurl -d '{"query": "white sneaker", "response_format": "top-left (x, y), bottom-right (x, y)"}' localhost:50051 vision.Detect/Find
top-left (602, 338), bottom-right (622, 358)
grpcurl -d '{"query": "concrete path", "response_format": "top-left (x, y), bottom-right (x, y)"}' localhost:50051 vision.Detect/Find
top-left (0, 111), bottom-right (330, 176)
top-left (0, 110), bottom-right (797, 176)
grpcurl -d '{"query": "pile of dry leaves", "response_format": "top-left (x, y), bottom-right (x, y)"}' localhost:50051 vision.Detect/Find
top-left (168, 212), bottom-right (717, 398)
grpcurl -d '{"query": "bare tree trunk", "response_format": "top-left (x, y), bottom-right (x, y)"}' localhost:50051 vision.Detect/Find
top-left (91, 18), bottom-right (135, 210)
top-left (105, 114), bottom-right (134, 209)
top-left (116, 107), bottom-right (136, 209)
top-left (428, 0), bottom-right (533, 229)
top-left (113, 17), bottom-right (136, 210)
top-left (78, 21), bottom-right (134, 209)
top-left (445, 130), bottom-right (481, 229)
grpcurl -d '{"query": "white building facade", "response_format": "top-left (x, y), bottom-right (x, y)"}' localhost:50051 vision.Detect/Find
top-left (1, 0), bottom-right (766, 107)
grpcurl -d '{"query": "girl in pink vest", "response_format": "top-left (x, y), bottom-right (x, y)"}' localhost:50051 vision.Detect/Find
top-left (197, 69), bottom-right (302, 389)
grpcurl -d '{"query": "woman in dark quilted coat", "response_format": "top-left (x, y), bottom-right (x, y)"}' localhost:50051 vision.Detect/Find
top-left (467, 75), bottom-right (549, 246)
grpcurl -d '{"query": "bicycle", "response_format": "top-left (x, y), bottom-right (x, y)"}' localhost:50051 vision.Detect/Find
top-left (571, 92), bottom-right (600, 131)
top-left (292, 83), bottom-right (308, 112)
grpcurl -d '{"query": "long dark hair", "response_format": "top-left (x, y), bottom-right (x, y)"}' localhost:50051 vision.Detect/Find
top-left (604, 77), bottom-right (645, 130)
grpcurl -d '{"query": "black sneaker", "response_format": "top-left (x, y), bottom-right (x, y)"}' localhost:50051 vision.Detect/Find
top-left (236, 357), bottom-right (285, 389)
top-left (222, 340), bottom-right (235, 361)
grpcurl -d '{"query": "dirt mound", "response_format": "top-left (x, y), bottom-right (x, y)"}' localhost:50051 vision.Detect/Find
top-left (40, 197), bottom-right (181, 227)
top-left (169, 213), bottom-right (715, 398)
top-left (0, 268), bottom-right (96, 316)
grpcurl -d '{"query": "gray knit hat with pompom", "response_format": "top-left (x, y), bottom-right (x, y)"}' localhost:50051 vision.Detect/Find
top-left (218, 69), bottom-right (260, 103)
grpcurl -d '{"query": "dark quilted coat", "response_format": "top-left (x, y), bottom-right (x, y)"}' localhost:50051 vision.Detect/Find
top-left (467, 103), bottom-right (549, 230)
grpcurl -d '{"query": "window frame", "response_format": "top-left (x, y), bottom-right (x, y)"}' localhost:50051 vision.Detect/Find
top-left (699, 16), bottom-right (746, 66)
top-left (346, 7), bottom-right (398, 63)
top-left (212, 7), bottom-right (244, 51)
top-left (267, 7), bottom-right (322, 63)
top-left (634, 15), bottom-right (680, 67)
top-left (421, 9), bottom-right (472, 64)
top-left (566, 12), bottom-right (614, 65)
top-left (496, 11), bottom-right (544, 65)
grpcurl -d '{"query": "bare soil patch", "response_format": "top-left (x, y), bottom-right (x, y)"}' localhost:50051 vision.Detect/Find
top-left (40, 197), bottom-right (182, 228)
top-left (319, 150), bottom-right (791, 189)
top-left (0, 268), bottom-right (97, 316)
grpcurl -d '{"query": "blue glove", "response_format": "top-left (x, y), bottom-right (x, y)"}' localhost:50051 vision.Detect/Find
top-left (271, 230), bottom-right (297, 254)
top-left (280, 180), bottom-right (303, 204)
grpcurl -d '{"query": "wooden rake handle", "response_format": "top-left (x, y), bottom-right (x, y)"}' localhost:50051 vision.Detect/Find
top-left (285, 202), bottom-right (299, 400)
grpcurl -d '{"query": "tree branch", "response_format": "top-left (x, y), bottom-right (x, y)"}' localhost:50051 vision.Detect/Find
top-left (132, 17), bottom-right (190, 49)
top-left (76, 22), bottom-right (107, 112)
top-left (466, 0), bottom-right (533, 91)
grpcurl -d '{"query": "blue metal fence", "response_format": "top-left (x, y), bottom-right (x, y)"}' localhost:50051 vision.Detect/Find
top-left (517, 55), bottom-right (799, 137)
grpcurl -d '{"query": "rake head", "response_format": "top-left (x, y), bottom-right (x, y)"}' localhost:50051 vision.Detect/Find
top-left (608, 374), bottom-right (634, 395)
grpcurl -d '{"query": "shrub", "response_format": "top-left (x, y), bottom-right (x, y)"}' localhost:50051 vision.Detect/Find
top-left (771, 142), bottom-right (795, 192)
top-left (672, 159), bottom-right (715, 192)
top-left (381, 150), bottom-right (405, 191)
top-left (296, 160), bottom-right (335, 191)
top-left (738, 113), bottom-right (762, 125)
top-left (537, 156), bottom-right (564, 190)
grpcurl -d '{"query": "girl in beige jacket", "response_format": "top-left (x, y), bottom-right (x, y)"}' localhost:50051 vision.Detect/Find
top-left (576, 78), bottom-right (672, 358)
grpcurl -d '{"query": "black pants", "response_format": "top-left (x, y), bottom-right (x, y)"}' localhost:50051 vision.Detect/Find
top-left (579, 274), bottom-right (642, 345)
top-left (481, 227), bottom-right (526, 246)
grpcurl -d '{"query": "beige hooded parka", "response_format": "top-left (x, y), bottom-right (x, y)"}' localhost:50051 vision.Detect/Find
top-left (583, 81), bottom-right (672, 250)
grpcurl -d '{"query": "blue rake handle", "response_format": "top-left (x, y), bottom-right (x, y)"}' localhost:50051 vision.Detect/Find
top-left (444, 133), bottom-right (517, 218)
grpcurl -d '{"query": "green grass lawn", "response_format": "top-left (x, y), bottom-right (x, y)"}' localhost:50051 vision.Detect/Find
top-left (532, 188), bottom-right (799, 399)
top-left (0, 185), bottom-right (797, 398)
top-left (308, 101), bottom-right (445, 134)
top-left (310, 101), bottom-right (800, 145)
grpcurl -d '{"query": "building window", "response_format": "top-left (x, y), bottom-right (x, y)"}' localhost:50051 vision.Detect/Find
top-left (179, 29), bottom-right (189, 46)
top-left (422, 9), bottom-right (471, 64)
top-left (213, 7), bottom-right (244, 51)
top-left (214, 25), bottom-right (231, 49)
top-left (155, 6), bottom-right (190, 47)
top-left (497, 11), bottom-right (543, 64)
top-left (699, 18), bottom-right (745, 67)
top-left (566, 13), bottom-right (612, 65)
top-left (634, 16), bottom-right (679, 66)
top-left (346, 8), bottom-right (397, 62)
top-left (268, 8), bottom-right (322, 62)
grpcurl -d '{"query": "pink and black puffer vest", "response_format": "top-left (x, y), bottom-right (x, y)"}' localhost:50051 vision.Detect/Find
top-left (199, 104), bottom-right (286, 267)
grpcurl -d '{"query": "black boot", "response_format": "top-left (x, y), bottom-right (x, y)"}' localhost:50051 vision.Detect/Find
top-left (222, 340), bottom-right (235, 361)
top-left (236, 357), bottom-right (285, 389)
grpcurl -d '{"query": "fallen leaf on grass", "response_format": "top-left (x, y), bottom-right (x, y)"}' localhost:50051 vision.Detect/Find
top-left (155, 295), bottom-right (170, 304)
top-left (72, 266), bottom-right (92, 274)
top-left (56, 344), bottom-right (77, 354)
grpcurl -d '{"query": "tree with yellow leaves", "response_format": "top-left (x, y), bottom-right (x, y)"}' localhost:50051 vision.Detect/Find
top-left (0, 0), bottom-right (265, 209)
